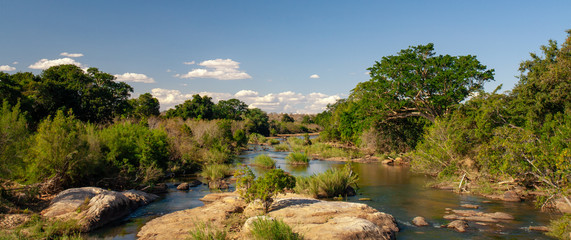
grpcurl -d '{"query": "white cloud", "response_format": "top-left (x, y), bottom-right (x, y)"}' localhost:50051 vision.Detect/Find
top-left (183, 61), bottom-right (195, 65)
top-left (0, 65), bottom-right (16, 71)
top-left (60, 52), bottom-right (84, 58)
top-left (309, 74), bottom-right (320, 79)
top-left (12, 61), bottom-right (19, 65)
top-left (151, 88), bottom-right (341, 113)
top-left (178, 58), bottom-right (251, 80)
top-left (114, 73), bottom-right (155, 83)
top-left (28, 58), bottom-right (84, 70)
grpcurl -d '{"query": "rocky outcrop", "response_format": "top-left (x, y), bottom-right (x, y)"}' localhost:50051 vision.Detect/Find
top-left (443, 209), bottom-right (514, 223)
top-left (41, 187), bottom-right (158, 232)
top-left (137, 192), bottom-right (398, 240)
top-left (446, 220), bottom-right (469, 232)
top-left (412, 216), bottom-right (429, 226)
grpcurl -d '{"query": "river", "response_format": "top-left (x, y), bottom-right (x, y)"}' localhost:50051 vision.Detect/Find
top-left (88, 144), bottom-right (558, 239)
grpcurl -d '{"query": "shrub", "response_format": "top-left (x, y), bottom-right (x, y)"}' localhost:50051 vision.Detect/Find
top-left (200, 164), bottom-right (232, 182)
top-left (268, 139), bottom-right (280, 145)
top-left (236, 168), bottom-right (295, 212)
top-left (249, 217), bottom-right (303, 240)
top-left (0, 214), bottom-right (82, 240)
top-left (249, 133), bottom-right (267, 144)
top-left (273, 143), bottom-right (290, 152)
top-left (295, 163), bottom-right (358, 198)
top-left (251, 154), bottom-right (276, 169)
top-left (285, 152), bottom-right (309, 165)
top-left (0, 100), bottom-right (29, 180)
top-left (546, 214), bottom-right (570, 240)
top-left (188, 221), bottom-right (227, 240)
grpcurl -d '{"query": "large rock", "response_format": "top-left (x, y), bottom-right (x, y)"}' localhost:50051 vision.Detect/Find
top-left (42, 187), bottom-right (158, 232)
top-left (137, 192), bottom-right (398, 240)
top-left (412, 216), bottom-right (429, 226)
top-left (443, 209), bottom-right (514, 223)
top-left (446, 220), bottom-right (469, 232)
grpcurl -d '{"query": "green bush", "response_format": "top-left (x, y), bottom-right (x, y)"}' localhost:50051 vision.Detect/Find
top-left (546, 214), bottom-right (570, 240)
top-left (273, 143), bottom-right (290, 152)
top-left (251, 154), bottom-right (276, 169)
top-left (236, 168), bottom-right (295, 212)
top-left (200, 164), bottom-right (232, 182)
top-left (295, 163), bottom-right (358, 198)
top-left (0, 101), bottom-right (29, 180)
top-left (249, 133), bottom-right (267, 144)
top-left (0, 214), bottom-right (82, 240)
top-left (249, 217), bottom-right (303, 240)
top-left (285, 152), bottom-right (309, 165)
top-left (188, 221), bottom-right (227, 240)
top-left (268, 139), bottom-right (280, 145)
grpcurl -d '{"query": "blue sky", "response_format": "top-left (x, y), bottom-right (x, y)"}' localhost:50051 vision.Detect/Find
top-left (1, 1), bottom-right (570, 113)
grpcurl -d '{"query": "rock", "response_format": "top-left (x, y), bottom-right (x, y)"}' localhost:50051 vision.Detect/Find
top-left (176, 182), bottom-right (189, 190)
top-left (242, 216), bottom-right (274, 235)
top-left (142, 183), bottom-right (168, 194)
top-left (345, 186), bottom-right (356, 196)
top-left (445, 210), bottom-right (514, 223)
top-left (42, 187), bottom-right (158, 232)
top-left (412, 216), bottom-right (429, 226)
top-left (482, 200), bottom-right (492, 203)
top-left (445, 207), bottom-right (453, 211)
top-left (208, 180), bottom-right (229, 189)
top-left (0, 214), bottom-right (30, 229)
top-left (382, 159), bottom-right (394, 165)
top-left (188, 179), bottom-right (202, 188)
top-left (199, 192), bottom-right (237, 204)
top-left (502, 190), bottom-right (521, 202)
top-left (554, 197), bottom-right (571, 213)
top-left (486, 212), bottom-right (514, 220)
top-left (460, 204), bottom-right (479, 209)
top-left (528, 226), bottom-right (550, 232)
top-left (446, 220), bottom-right (469, 232)
top-left (138, 192), bottom-right (398, 240)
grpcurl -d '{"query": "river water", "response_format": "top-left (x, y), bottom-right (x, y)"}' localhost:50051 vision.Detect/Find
top-left (88, 144), bottom-right (558, 239)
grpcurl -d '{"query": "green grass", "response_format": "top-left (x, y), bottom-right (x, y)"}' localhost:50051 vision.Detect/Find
top-left (285, 152), bottom-right (309, 165)
top-left (249, 217), bottom-right (303, 240)
top-left (188, 221), bottom-right (227, 240)
top-left (251, 154), bottom-right (276, 169)
top-left (0, 214), bottom-right (82, 240)
top-left (200, 164), bottom-right (232, 181)
top-left (295, 163), bottom-right (358, 198)
top-left (268, 139), bottom-right (280, 145)
top-left (273, 143), bottom-right (290, 152)
top-left (546, 214), bottom-right (570, 240)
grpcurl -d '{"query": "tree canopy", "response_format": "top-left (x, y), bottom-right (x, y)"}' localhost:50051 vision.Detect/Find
top-left (360, 43), bottom-right (494, 122)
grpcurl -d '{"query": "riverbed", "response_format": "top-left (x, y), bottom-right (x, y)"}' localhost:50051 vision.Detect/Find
top-left (88, 144), bottom-right (558, 239)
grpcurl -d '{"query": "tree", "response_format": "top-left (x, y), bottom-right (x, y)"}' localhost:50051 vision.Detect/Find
top-left (281, 113), bottom-right (294, 123)
top-left (129, 93), bottom-right (160, 119)
top-left (362, 43), bottom-right (494, 123)
top-left (166, 94), bottom-right (215, 120)
top-left (214, 98), bottom-right (248, 120)
top-left (244, 108), bottom-right (270, 136)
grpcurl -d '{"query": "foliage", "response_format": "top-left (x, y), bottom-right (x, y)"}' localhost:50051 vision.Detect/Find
top-left (235, 168), bottom-right (295, 212)
top-left (295, 163), bottom-right (358, 198)
top-left (281, 114), bottom-right (294, 123)
top-left (128, 93), bottom-right (160, 119)
top-left (285, 152), bottom-right (309, 165)
top-left (273, 143), bottom-right (290, 152)
top-left (249, 217), bottom-right (303, 240)
top-left (0, 214), bottom-right (82, 240)
top-left (166, 94), bottom-right (215, 120)
top-left (0, 101), bottom-right (29, 179)
top-left (187, 221), bottom-right (227, 240)
top-left (214, 98), bottom-right (248, 120)
top-left (546, 214), bottom-right (571, 240)
top-left (252, 154), bottom-right (276, 169)
top-left (200, 164), bottom-right (232, 182)
top-left (248, 133), bottom-right (267, 144)
top-left (244, 108), bottom-right (270, 136)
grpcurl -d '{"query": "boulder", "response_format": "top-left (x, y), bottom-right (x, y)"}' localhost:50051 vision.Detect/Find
top-left (176, 182), bottom-right (189, 190)
top-left (528, 226), bottom-right (550, 232)
top-left (554, 197), bottom-right (571, 213)
top-left (188, 179), bottom-right (202, 188)
top-left (460, 204), bottom-right (479, 209)
top-left (412, 216), bottom-right (429, 226)
top-left (502, 190), bottom-right (521, 202)
top-left (444, 209), bottom-right (514, 223)
top-left (42, 187), bottom-right (158, 232)
top-left (138, 192), bottom-right (398, 240)
top-left (381, 159), bottom-right (394, 165)
top-left (446, 220), bottom-right (469, 232)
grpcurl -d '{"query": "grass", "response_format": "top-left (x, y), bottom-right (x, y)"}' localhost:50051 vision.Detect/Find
top-left (251, 154), bottom-right (276, 169)
top-left (268, 139), bottom-right (280, 145)
top-left (249, 217), bottom-right (303, 240)
top-left (188, 221), bottom-right (227, 240)
top-left (273, 143), bottom-right (290, 152)
top-left (546, 214), bottom-right (570, 240)
top-left (200, 164), bottom-right (233, 181)
top-left (285, 152), bottom-right (309, 165)
top-left (0, 214), bottom-right (82, 240)
top-left (294, 163), bottom-right (358, 198)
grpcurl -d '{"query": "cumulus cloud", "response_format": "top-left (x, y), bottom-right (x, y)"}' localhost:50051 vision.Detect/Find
top-left (183, 61), bottom-right (195, 65)
top-left (309, 74), bottom-right (320, 79)
top-left (60, 52), bottom-right (84, 58)
top-left (177, 58), bottom-right (251, 80)
top-left (0, 65), bottom-right (16, 71)
top-left (28, 58), bottom-right (84, 70)
top-left (114, 73), bottom-right (155, 83)
top-left (151, 88), bottom-right (341, 113)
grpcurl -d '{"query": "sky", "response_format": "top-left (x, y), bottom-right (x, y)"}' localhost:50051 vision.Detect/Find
top-left (1, 1), bottom-right (570, 113)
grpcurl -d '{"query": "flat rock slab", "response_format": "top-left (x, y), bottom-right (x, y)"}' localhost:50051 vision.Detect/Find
top-left (138, 192), bottom-right (399, 240)
top-left (42, 187), bottom-right (158, 232)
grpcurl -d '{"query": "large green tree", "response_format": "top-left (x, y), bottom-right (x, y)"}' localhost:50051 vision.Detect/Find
top-left (362, 43), bottom-right (494, 122)
top-left (214, 98), bottom-right (248, 120)
top-left (128, 93), bottom-right (161, 119)
top-left (166, 94), bottom-right (215, 120)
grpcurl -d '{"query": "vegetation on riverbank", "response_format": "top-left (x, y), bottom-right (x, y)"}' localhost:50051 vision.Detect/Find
top-left (285, 152), bottom-right (309, 165)
top-left (0, 214), bottom-right (82, 240)
top-left (251, 154), bottom-right (276, 169)
top-left (249, 217), bottom-right (303, 240)
top-left (294, 163), bottom-right (358, 198)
